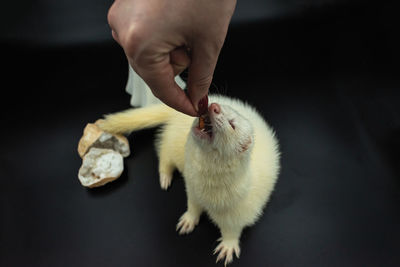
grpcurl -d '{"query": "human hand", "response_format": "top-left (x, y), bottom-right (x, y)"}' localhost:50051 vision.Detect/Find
top-left (108, 0), bottom-right (236, 116)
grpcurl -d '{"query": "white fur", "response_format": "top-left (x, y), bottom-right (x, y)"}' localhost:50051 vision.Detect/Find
top-left (100, 95), bottom-right (280, 265)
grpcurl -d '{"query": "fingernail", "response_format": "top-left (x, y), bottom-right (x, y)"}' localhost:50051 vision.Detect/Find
top-left (197, 95), bottom-right (209, 116)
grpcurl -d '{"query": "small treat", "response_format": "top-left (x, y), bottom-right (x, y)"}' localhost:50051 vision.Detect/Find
top-left (199, 115), bottom-right (205, 130)
top-left (198, 95), bottom-right (208, 129)
top-left (198, 95), bottom-right (209, 116)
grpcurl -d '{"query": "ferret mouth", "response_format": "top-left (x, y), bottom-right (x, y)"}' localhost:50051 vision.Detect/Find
top-left (194, 114), bottom-right (213, 140)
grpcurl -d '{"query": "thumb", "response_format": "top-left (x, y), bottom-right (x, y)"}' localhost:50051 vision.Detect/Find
top-left (187, 44), bottom-right (218, 114)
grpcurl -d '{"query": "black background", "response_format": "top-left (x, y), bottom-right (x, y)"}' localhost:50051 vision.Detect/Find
top-left (1, 1), bottom-right (400, 266)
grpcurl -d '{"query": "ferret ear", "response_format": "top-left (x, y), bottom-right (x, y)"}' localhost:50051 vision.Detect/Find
top-left (239, 137), bottom-right (252, 153)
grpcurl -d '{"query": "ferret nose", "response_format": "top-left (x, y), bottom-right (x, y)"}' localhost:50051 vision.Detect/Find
top-left (209, 103), bottom-right (221, 114)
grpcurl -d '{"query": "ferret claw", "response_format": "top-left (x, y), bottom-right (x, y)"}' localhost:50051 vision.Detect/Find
top-left (159, 173), bottom-right (172, 190)
top-left (176, 211), bottom-right (199, 235)
top-left (214, 239), bottom-right (240, 266)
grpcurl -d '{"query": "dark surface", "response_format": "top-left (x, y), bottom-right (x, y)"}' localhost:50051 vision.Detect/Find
top-left (1, 2), bottom-right (400, 267)
top-left (1, 0), bottom-right (355, 45)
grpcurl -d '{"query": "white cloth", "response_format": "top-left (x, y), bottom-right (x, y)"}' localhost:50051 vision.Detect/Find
top-left (125, 65), bottom-right (187, 107)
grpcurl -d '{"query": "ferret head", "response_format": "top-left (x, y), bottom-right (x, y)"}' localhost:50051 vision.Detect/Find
top-left (191, 103), bottom-right (254, 157)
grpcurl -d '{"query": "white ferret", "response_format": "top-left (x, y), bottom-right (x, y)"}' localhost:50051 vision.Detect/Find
top-left (98, 95), bottom-right (280, 265)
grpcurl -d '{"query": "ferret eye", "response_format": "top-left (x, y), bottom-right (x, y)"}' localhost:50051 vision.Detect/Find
top-left (229, 119), bottom-right (235, 130)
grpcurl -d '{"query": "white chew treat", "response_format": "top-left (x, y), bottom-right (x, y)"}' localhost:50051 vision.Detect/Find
top-left (78, 148), bottom-right (123, 188)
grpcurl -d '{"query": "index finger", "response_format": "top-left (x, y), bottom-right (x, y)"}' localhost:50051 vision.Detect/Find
top-left (133, 57), bottom-right (198, 117)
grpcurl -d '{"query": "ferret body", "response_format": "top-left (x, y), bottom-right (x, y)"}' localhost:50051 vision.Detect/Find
top-left (99, 95), bottom-right (280, 265)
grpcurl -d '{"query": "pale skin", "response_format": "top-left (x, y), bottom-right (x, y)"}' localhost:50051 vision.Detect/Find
top-left (107, 0), bottom-right (237, 116)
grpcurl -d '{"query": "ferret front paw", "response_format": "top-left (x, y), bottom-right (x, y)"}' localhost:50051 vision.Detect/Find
top-left (176, 211), bottom-right (199, 235)
top-left (159, 173), bottom-right (172, 190)
top-left (214, 238), bottom-right (240, 266)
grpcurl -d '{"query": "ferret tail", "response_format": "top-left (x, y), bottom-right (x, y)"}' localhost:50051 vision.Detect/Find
top-left (98, 104), bottom-right (175, 134)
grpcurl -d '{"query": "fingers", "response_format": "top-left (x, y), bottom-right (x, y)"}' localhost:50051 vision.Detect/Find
top-left (107, 2), bottom-right (121, 42)
top-left (111, 30), bottom-right (120, 45)
top-left (107, 0), bottom-right (144, 54)
top-left (170, 47), bottom-right (191, 76)
top-left (108, 2), bottom-right (195, 116)
top-left (134, 55), bottom-right (197, 116)
top-left (106, 0), bottom-right (229, 116)
top-left (186, 43), bottom-right (219, 113)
